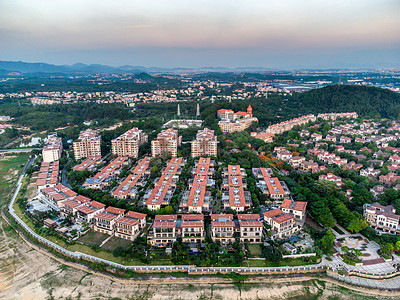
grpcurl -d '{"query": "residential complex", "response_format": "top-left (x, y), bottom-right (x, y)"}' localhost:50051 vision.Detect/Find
top-left (151, 128), bottom-right (182, 157)
top-left (218, 106), bottom-right (258, 133)
top-left (73, 129), bottom-right (101, 160)
top-left (111, 127), bottom-right (148, 158)
top-left (191, 128), bottom-right (218, 158)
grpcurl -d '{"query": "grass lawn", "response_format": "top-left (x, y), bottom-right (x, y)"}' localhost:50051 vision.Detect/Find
top-left (77, 230), bottom-right (109, 246)
top-left (247, 244), bottom-right (262, 256)
top-left (245, 257), bottom-right (318, 267)
top-left (101, 236), bottom-right (132, 251)
top-left (0, 154), bottom-right (30, 207)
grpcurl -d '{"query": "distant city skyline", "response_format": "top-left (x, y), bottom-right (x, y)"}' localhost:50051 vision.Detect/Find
top-left (1, 0), bottom-right (399, 69)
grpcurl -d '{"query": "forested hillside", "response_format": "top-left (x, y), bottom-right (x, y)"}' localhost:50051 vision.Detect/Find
top-left (291, 85), bottom-right (400, 118)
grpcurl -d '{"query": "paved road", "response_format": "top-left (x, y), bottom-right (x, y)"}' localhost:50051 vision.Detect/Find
top-left (0, 148), bottom-right (40, 153)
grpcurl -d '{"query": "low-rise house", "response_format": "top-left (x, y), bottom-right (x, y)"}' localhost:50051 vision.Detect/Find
top-left (319, 173), bottom-right (343, 188)
top-left (263, 209), bottom-right (299, 239)
top-left (289, 156), bottom-right (306, 168)
top-left (340, 136), bottom-right (352, 144)
top-left (74, 200), bottom-right (105, 223)
top-left (211, 214), bottom-right (236, 244)
top-left (370, 185), bottom-right (386, 199)
top-left (379, 173), bottom-right (400, 187)
top-left (342, 161), bottom-right (363, 171)
top-left (360, 167), bottom-right (380, 178)
top-left (180, 214), bottom-right (205, 244)
top-left (277, 150), bottom-right (292, 161)
top-left (148, 215), bottom-right (178, 247)
top-left (299, 130), bottom-right (309, 137)
top-left (390, 155), bottom-right (400, 165)
top-left (73, 156), bottom-right (102, 172)
top-left (311, 133), bottom-right (322, 141)
top-left (93, 211), bottom-right (119, 235)
top-left (280, 198), bottom-right (307, 225)
top-left (364, 202), bottom-right (399, 234)
top-left (237, 214), bottom-right (263, 244)
top-left (325, 135), bottom-right (337, 142)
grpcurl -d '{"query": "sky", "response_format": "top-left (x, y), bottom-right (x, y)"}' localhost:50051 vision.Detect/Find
top-left (0, 0), bottom-right (399, 69)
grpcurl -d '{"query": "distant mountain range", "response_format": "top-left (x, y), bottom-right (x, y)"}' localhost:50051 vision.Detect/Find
top-left (0, 60), bottom-right (283, 75)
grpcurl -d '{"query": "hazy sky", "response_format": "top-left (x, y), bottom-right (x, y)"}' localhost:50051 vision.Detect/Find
top-left (1, 0), bottom-right (399, 68)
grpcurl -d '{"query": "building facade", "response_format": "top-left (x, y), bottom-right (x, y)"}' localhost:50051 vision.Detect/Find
top-left (151, 128), bottom-right (182, 157)
top-left (191, 128), bottom-right (218, 158)
top-left (73, 129), bottom-right (101, 160)
top-left (111, 127), bottom-right (148, 158)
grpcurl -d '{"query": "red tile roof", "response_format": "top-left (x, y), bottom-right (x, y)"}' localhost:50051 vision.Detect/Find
top-left (263, 208), bottom-right (283, 219)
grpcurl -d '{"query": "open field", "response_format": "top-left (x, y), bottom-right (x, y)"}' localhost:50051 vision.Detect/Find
top-left (247, 244), bottom-right (262, 256)
top-left (101, 235), bottom-right (132, 251)
top-left (77, 230), bottom-right (109, 246)
top-left (0, 154), bottom-right (30, 207)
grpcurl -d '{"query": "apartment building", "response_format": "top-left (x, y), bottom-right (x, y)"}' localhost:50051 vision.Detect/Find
top-left (237, 214), bottom-right (263, 244)
top-left (180, 214), bottom-right (205, 244)
top-left (73, 129), bottom-right (101, 160)
top-left (363, 202), bottom-right (400, 234)
top-left (263, 209), bottom-right (299, 239)
top-left (111, 127), bottom-right (148, 157)
top-left (151, 128), bottom-right (182, 157)
top-left (42, 133), bottom-right (63, 162)
top-left (211, 214), bottom-right (236, 244)
top-left (191, 128), bottom-right (218, 158)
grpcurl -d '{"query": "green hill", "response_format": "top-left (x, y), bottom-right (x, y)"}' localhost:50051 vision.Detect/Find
top-left (291, 85), bottom-right (400, 118)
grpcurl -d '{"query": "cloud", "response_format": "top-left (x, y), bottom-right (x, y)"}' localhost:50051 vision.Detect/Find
top-left (0, 0), bottom-right (399, 67)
